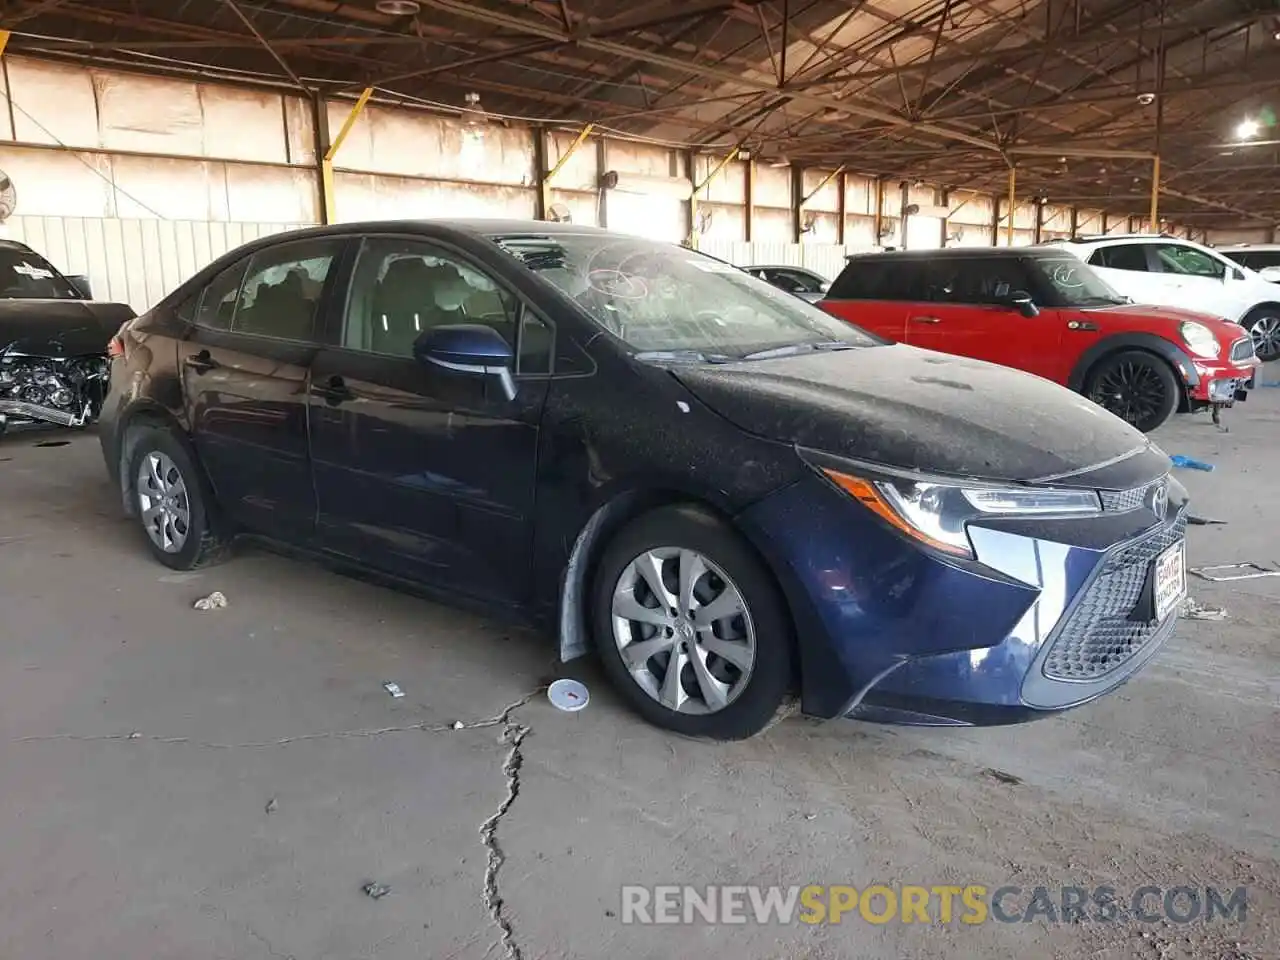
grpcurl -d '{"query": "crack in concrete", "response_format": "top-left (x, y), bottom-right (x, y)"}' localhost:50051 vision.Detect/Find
top-left (246, 923), bottom-right (296, 960)
top-left (13, 689), bottom-right (546, 750)
top-left (477, 700), bottom-right (532, 960)
top-left (14, 687), bottom-right (548, 960)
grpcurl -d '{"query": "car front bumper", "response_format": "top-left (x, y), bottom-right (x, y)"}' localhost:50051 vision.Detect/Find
top-left (740, 472), bottom-right (1188, 726)
top-left (1187, 356), bottom-right (1260, 405)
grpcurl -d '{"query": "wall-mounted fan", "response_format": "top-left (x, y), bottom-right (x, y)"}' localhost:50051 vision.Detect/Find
top-left (0, 170), bottom-right (16, 223)
top-left (547, 202), bottom-right (572, 223)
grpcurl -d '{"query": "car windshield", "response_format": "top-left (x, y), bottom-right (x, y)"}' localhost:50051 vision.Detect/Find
top-left (1032, 256), bottom-right (1127, 306)
top-left (491, 232), bottom-right (881, 360)
top-left (0, 247), bottom-right (77, 299)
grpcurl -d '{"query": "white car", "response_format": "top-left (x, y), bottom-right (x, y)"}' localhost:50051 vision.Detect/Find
top-left (1043, 235), bottom-right (1280, 361)
top-left (1218, 244), bottom-right (1280, 284)
top-left (743, 265), bottom-right (829, 303)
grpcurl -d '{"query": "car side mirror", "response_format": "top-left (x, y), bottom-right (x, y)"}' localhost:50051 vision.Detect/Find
top-left (67, 274), bottom-right (93, 299)
top-left (1259, 266), bottom-right (1280, 283)
top-left (1005, 291), bottom-right (1039, 318)
top-left (413, 323), bottom-right (516, 400)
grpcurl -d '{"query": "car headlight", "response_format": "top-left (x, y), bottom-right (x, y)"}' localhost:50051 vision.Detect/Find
top-left (1179, 320), bottom-right (1221, 358)
top-left (818, 467), bottom-right (1102, 557)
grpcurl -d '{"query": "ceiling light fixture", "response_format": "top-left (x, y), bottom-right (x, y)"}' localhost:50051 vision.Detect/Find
top-left (376, 0), bottom-right (421, 15)
top-left (1236, 118), bottom-right (1261, 140)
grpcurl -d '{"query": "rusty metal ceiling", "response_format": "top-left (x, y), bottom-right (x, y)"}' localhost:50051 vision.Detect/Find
top-left (3, 0), bottom-right (1280, 224)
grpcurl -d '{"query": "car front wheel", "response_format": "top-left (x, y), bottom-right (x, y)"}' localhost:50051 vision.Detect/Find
top-left (1243, 308), bottom-right (1280, 362)
top-left (124, 425), bottom-right (231, 570)
top-left (1085, 350), bottom-right (1180, 433)
top-left (592, 505), bottom-right (794, 740)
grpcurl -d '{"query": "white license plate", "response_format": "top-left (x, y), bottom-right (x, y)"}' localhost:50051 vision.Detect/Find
top-left (1153, 540), bottom-right (1187, 622)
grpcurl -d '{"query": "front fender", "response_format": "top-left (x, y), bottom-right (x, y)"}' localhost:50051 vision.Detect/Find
top-left (1067, 332), bottom-right (1198, 392)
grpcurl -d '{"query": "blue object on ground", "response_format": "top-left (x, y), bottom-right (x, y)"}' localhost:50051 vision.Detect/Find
top-left (1170, 455), bottom-right (1214, 472)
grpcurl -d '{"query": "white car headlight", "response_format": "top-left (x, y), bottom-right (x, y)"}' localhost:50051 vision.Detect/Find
top-left (1179, 321), bottom-right (1221, 358)
top-left (818, 467), bottom-right (1103, 557)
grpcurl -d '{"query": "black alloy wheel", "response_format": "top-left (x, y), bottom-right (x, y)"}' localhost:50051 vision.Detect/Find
top-left (1084, 350), bottom-right (1179, 433)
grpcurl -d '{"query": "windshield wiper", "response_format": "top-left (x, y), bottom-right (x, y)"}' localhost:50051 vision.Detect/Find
top-left (633, 349), bottom-right (734, 364)
top-left (740, 340), bottom-right (854, 361)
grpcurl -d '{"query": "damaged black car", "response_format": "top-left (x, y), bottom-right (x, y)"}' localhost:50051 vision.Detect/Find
top-left (0, 240), bottom-right (134, 435)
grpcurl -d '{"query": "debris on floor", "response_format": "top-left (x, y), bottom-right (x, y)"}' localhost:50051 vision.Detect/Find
top-left (33, 439), bottom-right (71, 448)
top-left (451, 720), bottom-right (464, 730)
top-left (382, 681), bottom-right (405, 698)
top-left (362, 881), bottom-right (391, 900)
top-left (265, 797), bottom-right (278, 814)
top-left (1187, 514), bottom-right (1227, 526)
top-left (547, 678), bottom-right (590, 712)
top-left (1180, 597), bottom-right (1228, 621)
top-left (1190, 562), bottom-right (1280, 582)
top-left (983, 768), bottom-right (1023, 786)
top-left (192, 591), bottom-right (227, 611)
top-left (1169, 454), bottom-right (1214, 472)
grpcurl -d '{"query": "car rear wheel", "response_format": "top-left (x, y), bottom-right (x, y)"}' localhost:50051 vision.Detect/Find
top-left (1085, 350), bottom-right (1180, 433)
top-left (125, 425), bottom-right (231, 570)
top-left (592, 505), bottom-right (794, 740)
top-left (1243, 308), bottom-right (1280, 362)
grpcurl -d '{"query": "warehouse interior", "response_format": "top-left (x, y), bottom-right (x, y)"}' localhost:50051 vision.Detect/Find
top-left (1, 3), bottom-right (1278, 960)
top-left (0, 0), bottom-right (1277, 309)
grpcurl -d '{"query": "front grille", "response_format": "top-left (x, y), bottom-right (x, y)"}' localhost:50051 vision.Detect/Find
top-left (1099, 476), bottom-right (1167, 513)
top-left (1231, 337), bottom-right (1256, 363)
top-left (1042, 513), bottom-right (1186, 681)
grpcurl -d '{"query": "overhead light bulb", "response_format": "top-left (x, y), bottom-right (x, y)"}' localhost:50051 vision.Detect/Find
top-left (1236, 118), bottom-right (1261, 140)
top-left (376, 0), bottom-right (421, 14)
top-left (462, 91), bottom-right (487, 146)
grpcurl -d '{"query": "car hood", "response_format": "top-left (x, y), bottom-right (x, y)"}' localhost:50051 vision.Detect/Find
top-left (0, 299), bottom-right (134, 357)
top-left (1086, 302), bottom-right (1240, 331)
top-left (670, 343), bottom-right (1165, 485)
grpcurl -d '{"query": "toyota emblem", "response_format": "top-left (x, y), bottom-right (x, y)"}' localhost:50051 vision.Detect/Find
top-left (1150, 482), bottom-right (1168, 521)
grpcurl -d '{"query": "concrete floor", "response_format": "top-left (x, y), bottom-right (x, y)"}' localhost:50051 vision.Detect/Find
top-left (0, 393), bottom-right (1277, 960)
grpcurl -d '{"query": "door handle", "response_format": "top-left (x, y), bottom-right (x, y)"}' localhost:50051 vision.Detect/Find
top-left (911, 316), bottom-right (942, 324)
top-left (183, 350), bottom-right (218, 373)
top-left (312, 375), bottom-right (354, 405)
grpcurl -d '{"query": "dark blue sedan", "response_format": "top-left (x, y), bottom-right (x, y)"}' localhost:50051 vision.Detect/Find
top-left (98, 220), bottom-right (1188, 739)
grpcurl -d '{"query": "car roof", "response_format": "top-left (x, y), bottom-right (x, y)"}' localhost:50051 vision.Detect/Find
top-left (1220, 243), bottom-right (1280, 251)
top-left (745, 264), bottom-right (820, 272)
top-left (844, 247), bottom-right (1068, 263)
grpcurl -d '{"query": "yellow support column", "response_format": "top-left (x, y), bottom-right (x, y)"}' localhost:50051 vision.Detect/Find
top-left (1006, 165), bottom-right (1016, 246)
top-left (689, 145), bottom-right (741, 249)
top-left (541, 123), bottom-right (595, 221)
top-left (321, 87), bottom-right (373, 225)
top-left (1150, 155), bottom-right (1161, 231)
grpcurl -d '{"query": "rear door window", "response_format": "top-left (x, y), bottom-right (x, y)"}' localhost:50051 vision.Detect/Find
top-left (233, 239), bottom-right (343, 341)
top-left (927, 258), bottom-right (1033, 304)
top-left (1089, 244), bottom-right (1150, 272)
top-left (1149, 243), bottom-right (1226, 279)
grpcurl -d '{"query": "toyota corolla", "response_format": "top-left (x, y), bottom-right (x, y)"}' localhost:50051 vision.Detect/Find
top-left (99, 220), bottom-right (1187, 740)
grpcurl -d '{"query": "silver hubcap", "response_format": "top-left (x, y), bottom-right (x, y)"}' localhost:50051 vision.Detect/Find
top-left (137, 451), bottom-right (191, 553)
top-left (611, 547), bottom-right (756, 715)
top-left (1251, 315), bottom-right (1280, 360)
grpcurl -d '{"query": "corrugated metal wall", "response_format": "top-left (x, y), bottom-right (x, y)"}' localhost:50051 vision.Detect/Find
top-left (2, 216), bottom-right (312, 311)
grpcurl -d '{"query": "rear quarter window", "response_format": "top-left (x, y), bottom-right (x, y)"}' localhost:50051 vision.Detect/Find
top-left (827, 260), bottom-right (919, 301)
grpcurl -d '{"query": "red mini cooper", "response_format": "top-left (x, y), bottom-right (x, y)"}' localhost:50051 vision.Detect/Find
top-left (819, 248), bottom-right (1260, 432)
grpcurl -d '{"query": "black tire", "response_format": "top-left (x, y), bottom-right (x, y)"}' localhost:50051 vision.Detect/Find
top-left (591, 505), bottom-right (795, 740)
top-left (1084, 350), bottom-right (1180, 433)
top-left (124, 424), bottom-right (231, 570)
top-left (1242, 307), bottom-right (1280, 362)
